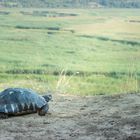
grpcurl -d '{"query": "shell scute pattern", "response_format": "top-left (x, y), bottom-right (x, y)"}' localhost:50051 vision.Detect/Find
top-left (0, 88), bottom-right (47, 115)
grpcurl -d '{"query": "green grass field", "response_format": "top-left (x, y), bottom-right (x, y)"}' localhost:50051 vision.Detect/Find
top-left (0, 8), bottom-right (140, 95)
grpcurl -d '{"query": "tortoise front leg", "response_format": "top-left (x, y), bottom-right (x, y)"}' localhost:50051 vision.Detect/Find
top-left (38, 104), bottom-right (49, 116)
top-left (0, 113), bottom-right (8, 119)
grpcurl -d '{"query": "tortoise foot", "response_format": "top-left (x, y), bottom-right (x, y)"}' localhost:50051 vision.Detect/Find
top-left (0, 113), bottom-right (8, 119)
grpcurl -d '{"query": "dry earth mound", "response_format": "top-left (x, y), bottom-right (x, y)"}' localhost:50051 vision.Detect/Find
top-left (0, 93), bottom-right (140, 140)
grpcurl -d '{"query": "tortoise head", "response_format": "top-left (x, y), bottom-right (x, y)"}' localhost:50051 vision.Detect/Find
top-left (42, 94), bottom-right (52, 102)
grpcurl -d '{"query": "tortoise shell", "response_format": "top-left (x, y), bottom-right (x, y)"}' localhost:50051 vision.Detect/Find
top-left (0, 88), bottom-right (48, 115)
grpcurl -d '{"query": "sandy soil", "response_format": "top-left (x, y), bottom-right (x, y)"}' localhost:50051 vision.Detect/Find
top-left (0, 93), bottom-right (140, 140)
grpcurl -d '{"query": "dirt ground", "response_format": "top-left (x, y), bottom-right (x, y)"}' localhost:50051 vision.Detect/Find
top-left (0, 93), bottom-right (140, 140)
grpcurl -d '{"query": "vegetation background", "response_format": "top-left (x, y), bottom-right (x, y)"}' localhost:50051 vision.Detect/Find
top-left (1, 0), bottom-right (140, 8)
top-left (0, 0), bottom-right (140, 95)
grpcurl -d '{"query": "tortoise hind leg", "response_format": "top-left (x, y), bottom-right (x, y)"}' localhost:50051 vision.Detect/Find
top-left (0, 113), bottom-right (8, 119)
top-left (38, 104), bottom-right (49, 116)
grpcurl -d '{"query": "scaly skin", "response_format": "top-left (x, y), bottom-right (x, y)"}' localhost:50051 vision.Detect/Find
top-left (0, 113), bottom-right (8, 119)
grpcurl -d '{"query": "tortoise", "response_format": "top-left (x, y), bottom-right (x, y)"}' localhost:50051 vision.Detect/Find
top-left (0, 88), bottom-right (52, 119)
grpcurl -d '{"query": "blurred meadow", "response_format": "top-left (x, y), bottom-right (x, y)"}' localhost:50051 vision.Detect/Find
top-left (0, 8), bottom-right (140, 95)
